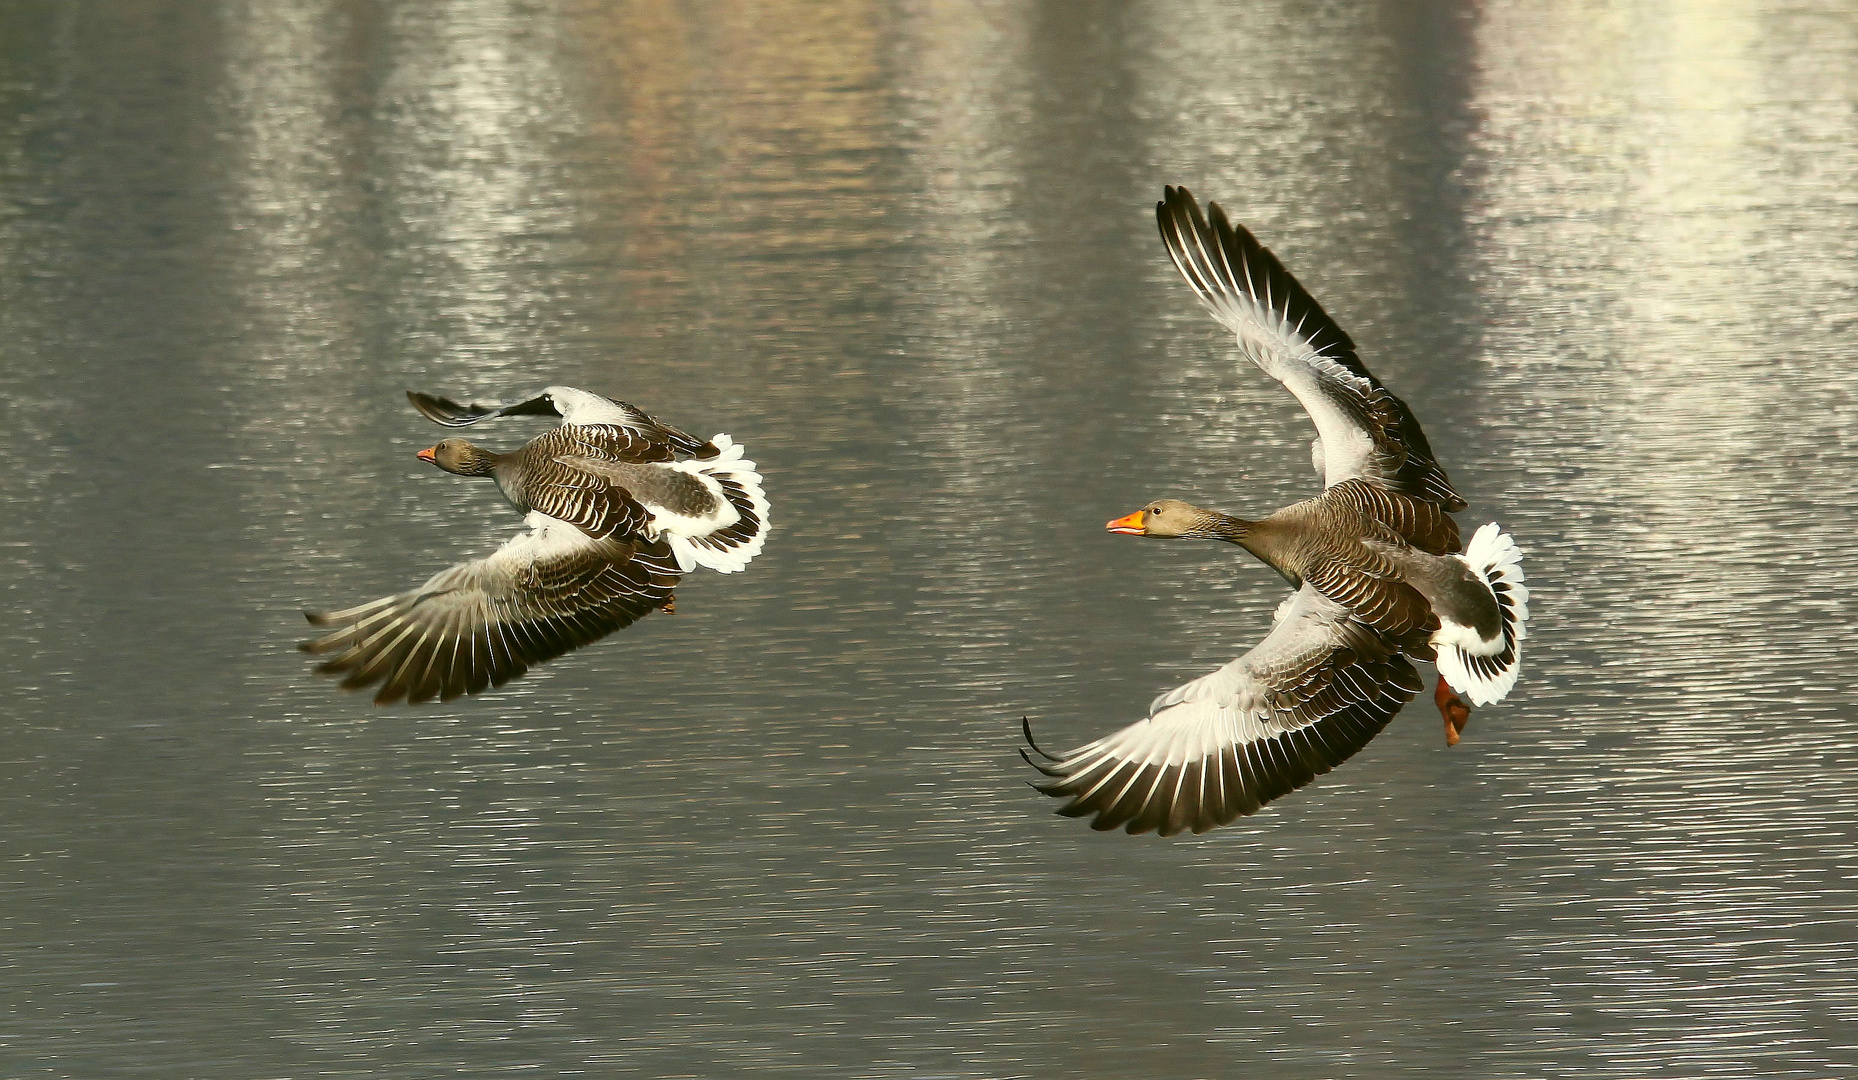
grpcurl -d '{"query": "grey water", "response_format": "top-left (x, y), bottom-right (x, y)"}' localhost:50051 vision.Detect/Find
top-left (3, 1), bottom-right (1856, 1077)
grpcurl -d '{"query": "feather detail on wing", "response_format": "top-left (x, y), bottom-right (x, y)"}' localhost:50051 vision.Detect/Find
top-left (1299, 546), bottom-right (1438, 644)
top-left (522, 454), bottom-right (656, 542)
top-left (1155, 186), bottom-right (1465, 511)
top-left (1323, 478), bottom-right (1463, 555)
top-left (407, 386), bottom-right (715, 457)
top-left (299, 513), bottom-right (681, 705)
top-left (1025, 588), bottom-right (1422, 835)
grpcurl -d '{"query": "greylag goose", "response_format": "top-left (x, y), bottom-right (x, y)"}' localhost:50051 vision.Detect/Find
top-left (1024, 187), bottom-right (1528, 835)
top-left (300, 386), bottom-right (769, 704)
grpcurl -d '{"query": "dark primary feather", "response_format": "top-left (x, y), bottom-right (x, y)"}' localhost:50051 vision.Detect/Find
top-left (406, 390), bottom-right (556, 428)
top-left (1156, 186), bottom-right (1364, 382)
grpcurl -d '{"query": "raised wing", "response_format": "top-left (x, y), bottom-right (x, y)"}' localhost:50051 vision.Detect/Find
top-left (407, 386), bottom-right (716, 457)
top-left (1156, 186), bottom-right (1464, 510)
top-left (300, 513), bottom-right (681, 704)
top-left (1025, 587), bottom-right (1422, 835)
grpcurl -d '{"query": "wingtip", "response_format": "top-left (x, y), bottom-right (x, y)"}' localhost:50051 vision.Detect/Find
top-left (1158, 184), bottom-right (1193, 227)
top-left (1020, 715), bottom-right (1062, 761)
top-left (406, 390), bottom-right (488, 427)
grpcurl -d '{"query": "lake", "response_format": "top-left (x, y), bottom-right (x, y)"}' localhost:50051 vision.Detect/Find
top-left (1, 1), bottom-right (1854, 1076)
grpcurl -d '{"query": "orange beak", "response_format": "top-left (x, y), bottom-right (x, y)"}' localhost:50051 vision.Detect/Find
top-left (416, 446), bottom-right (438, 465)
top-left (1106, 510), bottom-right (1147, 535)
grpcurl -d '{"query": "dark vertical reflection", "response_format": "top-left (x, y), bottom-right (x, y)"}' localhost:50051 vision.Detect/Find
top-left (878, 5), bottom-right (1256, 1075)
top-left (887, 0), bottom-right (1164, 746)
top-left (0, 3), bottom-right (295, 1070)
top-left (1379, 0), bottom-right (1488, 428)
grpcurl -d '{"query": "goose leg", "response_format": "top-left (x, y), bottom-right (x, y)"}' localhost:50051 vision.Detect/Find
top-left (1435, 676), bottom-right (1471, 746)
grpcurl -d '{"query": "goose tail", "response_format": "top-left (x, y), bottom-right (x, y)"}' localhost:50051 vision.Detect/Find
top-left (1433, 523), bottom-right (1529, 706)
top-left (663, 434), bottom-right (770, 574)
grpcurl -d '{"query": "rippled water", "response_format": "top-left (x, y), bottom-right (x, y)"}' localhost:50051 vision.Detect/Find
top-left (2, 2), bottom-right (1855, 1077)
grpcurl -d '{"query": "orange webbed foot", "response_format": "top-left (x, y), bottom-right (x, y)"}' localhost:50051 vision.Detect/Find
top-left (1435, 676), bottom-right (1471, 747)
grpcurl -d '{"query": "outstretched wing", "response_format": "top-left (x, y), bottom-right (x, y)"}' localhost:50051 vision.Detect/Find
top-left (1025, 587), bottom-right (1422, 835)
top-left (1155, 186), bottom-right (1464, 511)
top-left (406, 386), bottom-right (716, 457)
top-left (300, 513), bottom-right (681, 705)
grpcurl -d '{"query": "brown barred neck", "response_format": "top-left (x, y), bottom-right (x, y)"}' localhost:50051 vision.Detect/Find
top-left (425, 438), bottom-right (503, 477)
top-left (1133, 500), bottom-right (1253, 543)
top-left (1191, 510), bottom-right (1251, 544)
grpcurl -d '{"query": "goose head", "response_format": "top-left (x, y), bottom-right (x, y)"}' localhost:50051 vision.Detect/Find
top-left (417, 438), bottom-right (500, 477)
top-left (1106, 499), bottom-right (1247, 541)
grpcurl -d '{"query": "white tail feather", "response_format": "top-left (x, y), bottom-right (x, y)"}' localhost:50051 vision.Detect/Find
top-left (1435, 523), bottom-right (1529, 706)
top-left (660, 434), bottom-right (769, 574)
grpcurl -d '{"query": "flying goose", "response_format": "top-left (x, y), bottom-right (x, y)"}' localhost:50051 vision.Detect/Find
top-left (300, 386), bottom-right (769, 704)
top-left (1024, 187), bottom-right (1528, 835)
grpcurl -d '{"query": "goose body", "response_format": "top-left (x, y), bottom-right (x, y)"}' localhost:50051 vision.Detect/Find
top-left (1025, 188), bottom-right (1528, 835)
top-left (300, 386), bottom-right (769, 704)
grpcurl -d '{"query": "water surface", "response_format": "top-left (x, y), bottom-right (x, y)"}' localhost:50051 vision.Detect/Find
top-left (2, 2), bottom-right (1855, 1077)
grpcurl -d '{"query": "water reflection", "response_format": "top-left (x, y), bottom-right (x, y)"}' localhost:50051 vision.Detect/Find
top-left (0, 0), bottom-right (1855, 1077)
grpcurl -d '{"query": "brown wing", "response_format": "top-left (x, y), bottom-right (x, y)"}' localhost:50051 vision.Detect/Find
top-left (300, 513), bottom-right (680, 705)
top-left (1025, 587), bottom-right (1423, 835)
top-left (513, 428), bottom-right (657, 541)
top-left (525, 463), bottom-right (654, 541)
top-left (1324, 478), bottom-right (1462, 555)
top-left (1299, 535), bottom-right (1438, 643)
top-left (569, 424), bottom-right (679, 464)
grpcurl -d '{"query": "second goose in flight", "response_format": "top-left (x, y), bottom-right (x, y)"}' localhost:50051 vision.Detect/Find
top-left (1025, 187), bottom-right (1528, 835)
top-left (301, 386), bottom-right (769, 704)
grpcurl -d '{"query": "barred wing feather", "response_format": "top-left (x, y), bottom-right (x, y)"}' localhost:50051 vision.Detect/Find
top-left (1027, 587), bottom-right (1422, 835)
top-left (300, 513), bottom-right (680, 705)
